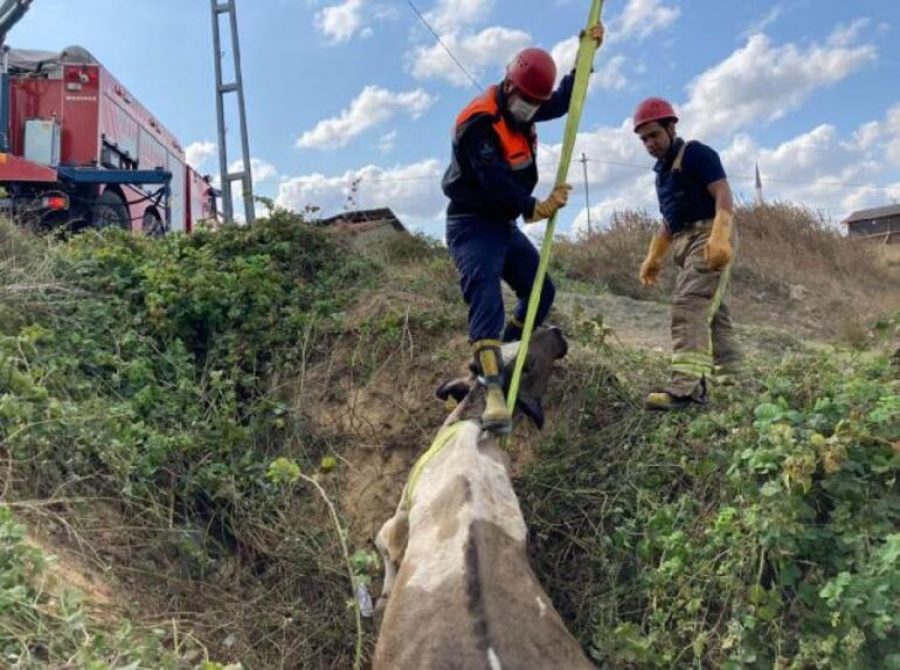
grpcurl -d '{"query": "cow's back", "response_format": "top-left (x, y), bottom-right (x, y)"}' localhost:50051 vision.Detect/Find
top-left (374, 423), bottom-right (594, 670)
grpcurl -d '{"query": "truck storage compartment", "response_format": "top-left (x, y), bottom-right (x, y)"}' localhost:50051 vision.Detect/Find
top-left (24, 118), bottom-right (61, 166)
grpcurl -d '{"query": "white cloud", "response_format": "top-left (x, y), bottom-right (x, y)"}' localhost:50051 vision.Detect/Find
top-left (841, 103), bottom-right (900, 167)
top-left (377, 130), bottom-right (398, 154)
top-left (534, 119), bottom-right (657, 236)
top-left (551, 36), bottom-right (629, 93)
top-left (713, 102), bottom-right (900, 218)
top-left (571, 194), bottom-right (650, 238)
top-left (680, 32), bottom-right (876, 140)
top-left (828, 17), bottom-right (870, 47)
top-left (880, 104), bottom-right (900, 166)
top-left (537, 102), bottom-right (900, 234)
top-left (550, 36), bottom-right (579, 79)
top-left (315, 0), bottom-right (367, 44)
top-left (297, 86), bottom-right (437, 149)
top-left (595, 55), bottom-right (628, 91)
top-left (279, 106), bottom-right (900, 238)
top-left (276, 158), bottom-right (446, 225)
top-left (611, 0), bottom-right (680, 43)
top-left (425, 0), bottom-right (494, 34)
top-left (186, 140), bottom-right (216, 169)
top-left (228, 158), bottom-right (279, 183)
top-left (721, 125), bottom-right (884, 217)
top-left (409, 26), bottom-right (531, 87)
top-left (742, 4), bottom-right (784, 38)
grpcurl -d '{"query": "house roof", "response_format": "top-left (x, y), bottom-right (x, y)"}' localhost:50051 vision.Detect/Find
top-left (842, 203), bottom-right (900, 225)
top-left (317, 208), bottom-right (406, 232)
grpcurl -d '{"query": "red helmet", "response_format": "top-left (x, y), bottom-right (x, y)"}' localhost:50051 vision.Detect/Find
top-left (506, 48), bottom-right (557, 101)
top-left (633, 97), bottom-right (678, 131)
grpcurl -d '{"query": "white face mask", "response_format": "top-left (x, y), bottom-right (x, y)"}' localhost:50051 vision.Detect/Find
top-left (508, 95), bottom-right (540, 123)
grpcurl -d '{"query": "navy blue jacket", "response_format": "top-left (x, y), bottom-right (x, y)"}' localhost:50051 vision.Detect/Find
top-left (654, 138), bottom-right (726, 235)
top-left (442, 72), bottom-right (576, 221)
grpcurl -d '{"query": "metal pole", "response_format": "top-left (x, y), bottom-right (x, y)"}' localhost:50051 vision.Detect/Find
top-left (228, 0), bottom-right (254, 224)
top-left (210, 0), bottom-right (233, 222)
top-left (0, 1), bottom-right (34, 153)
top-left (0, 48), bottom-right (10, 153)
top-left (581, 152), bottom-right (591, 236)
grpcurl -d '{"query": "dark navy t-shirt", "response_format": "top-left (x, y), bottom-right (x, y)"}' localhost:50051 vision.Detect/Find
top-left (654, 139), bottom-right (726, 235)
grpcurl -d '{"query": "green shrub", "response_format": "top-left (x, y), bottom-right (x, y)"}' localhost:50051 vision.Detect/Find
top-left (0, 504), bottom-right (219, 668)
top-left (522, 349), bottom-right (899, 669)
top-left (0, 212), bottom-right (374, 666)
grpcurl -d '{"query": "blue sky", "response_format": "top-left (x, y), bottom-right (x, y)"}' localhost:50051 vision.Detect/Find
top-left (8, 0), bottom-right (900, 239)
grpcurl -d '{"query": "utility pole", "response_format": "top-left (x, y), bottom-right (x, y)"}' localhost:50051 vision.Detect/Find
top-left (210, 0), bottom-right (254, 224)
top-left (580, 152), bottom-right (592, 236)
top-left (755, 162), bottom-right (764, 205)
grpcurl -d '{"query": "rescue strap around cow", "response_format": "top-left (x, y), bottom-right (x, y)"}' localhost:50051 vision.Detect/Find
top-left (406, 421), bottom-right (466, 509)
top-left (505, 0), bottom-right (606, 422)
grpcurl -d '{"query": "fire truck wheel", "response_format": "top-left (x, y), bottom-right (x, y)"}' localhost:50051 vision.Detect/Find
top-left (92, 190), bottom-right (130, 231)
top-left (142, 210), bottom-right (166, 237)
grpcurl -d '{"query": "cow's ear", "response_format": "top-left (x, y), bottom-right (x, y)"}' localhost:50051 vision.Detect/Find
top-left (436, 377), bottom-right (471, 403)
top-left (517, 395), bottom-right (544, 430)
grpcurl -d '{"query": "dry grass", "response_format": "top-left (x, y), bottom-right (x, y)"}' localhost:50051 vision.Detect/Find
top-left (554, 202), bottom-right (900, 341)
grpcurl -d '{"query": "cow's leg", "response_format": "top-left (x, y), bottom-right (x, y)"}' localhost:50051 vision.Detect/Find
top-left (374, 487), bottom-right (409, 620)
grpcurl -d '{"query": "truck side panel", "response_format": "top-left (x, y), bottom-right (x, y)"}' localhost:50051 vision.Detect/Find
top-left (9, 66), bottom-right (100, 166)
top-left (187, 167), bottom-right (217, 232)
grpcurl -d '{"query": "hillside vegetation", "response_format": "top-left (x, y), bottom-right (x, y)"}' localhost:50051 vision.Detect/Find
top-left (0, 206), bottom-right (897, 669)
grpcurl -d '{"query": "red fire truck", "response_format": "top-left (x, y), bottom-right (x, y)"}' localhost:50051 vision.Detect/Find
top-left (0, 2), bottom-right (217, 233)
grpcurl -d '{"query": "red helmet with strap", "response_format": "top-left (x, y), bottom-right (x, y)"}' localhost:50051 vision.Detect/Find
top-left (506, 48), bottom-right (557, 101)
top-left (633, 97), bottom-right (678, 131)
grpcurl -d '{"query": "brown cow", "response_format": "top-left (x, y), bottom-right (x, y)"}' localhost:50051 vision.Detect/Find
top-left (374, 327), bottom-right (595, 670)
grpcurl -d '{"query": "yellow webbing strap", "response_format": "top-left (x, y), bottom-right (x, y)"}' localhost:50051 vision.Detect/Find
top-left (406, 421), bottom-right (465, 509)
top-left (506, 0), bottom-right (606, 418)
top-left (672, 140), bottom-right (688, 173)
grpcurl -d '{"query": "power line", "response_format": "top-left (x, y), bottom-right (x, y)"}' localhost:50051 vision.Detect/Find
top-left (404, 0), bottom-right (483, 92)
top-left (402, 0), bottom-right (563, 161)
top-left (348, 160), bottom-right (900, 198)
top-left (398, 3), bottom-right (897, 199)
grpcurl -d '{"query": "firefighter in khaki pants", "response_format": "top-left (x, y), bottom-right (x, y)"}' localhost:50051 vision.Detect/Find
top-left (632, 97), bottom-right (742, 410)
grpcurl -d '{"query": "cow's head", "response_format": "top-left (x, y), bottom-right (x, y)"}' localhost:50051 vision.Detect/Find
top-left (435, 326), bottom-right (568, 430)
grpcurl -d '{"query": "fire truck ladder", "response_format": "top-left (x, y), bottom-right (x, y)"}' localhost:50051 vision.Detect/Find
top-left (210, 0), bottom-right (254, 224)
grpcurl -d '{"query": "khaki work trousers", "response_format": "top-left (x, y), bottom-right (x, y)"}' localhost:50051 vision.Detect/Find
top-left (667, 220), bottom-right (741, 399)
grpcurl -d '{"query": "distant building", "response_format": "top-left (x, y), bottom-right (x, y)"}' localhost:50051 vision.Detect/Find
top-left (317, 207), bottom-right (409, 250)
top-left (842, 204), bottom-right (900, 245)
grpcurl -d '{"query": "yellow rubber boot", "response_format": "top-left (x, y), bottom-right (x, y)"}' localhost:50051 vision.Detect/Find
top-left (645, 391), bottom-right (691, 411)
top-left (646, 380), bottom-right (707, 411)
top-left (473, 340), bottom-right (512, 434)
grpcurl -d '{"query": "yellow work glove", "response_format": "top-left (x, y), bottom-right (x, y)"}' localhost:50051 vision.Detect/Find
top-left (639, 233), bottom-right (671, 286)
top-left (526, 183), bottom-right (572, 223)
top-left (705, 210), bottom-right (734, 271)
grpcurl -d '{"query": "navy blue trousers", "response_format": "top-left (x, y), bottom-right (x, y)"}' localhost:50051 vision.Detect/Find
top-left (446, 216), bottom-right (555, 343)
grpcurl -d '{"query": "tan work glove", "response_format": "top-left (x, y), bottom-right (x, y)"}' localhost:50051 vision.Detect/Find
top-left (705, 210), bottom-right (734, 271)
top-left (639, 233), bottom-right (671, 286)
top-left (526, 183), bottom-right (572, 223)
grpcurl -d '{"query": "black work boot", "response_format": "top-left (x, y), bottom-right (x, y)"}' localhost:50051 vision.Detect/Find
top-left (502, 316), bottom-right (524, 343)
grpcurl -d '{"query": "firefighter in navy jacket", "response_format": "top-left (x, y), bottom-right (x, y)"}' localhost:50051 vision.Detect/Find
top-left (441, 23), bottom-right (604, 434)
